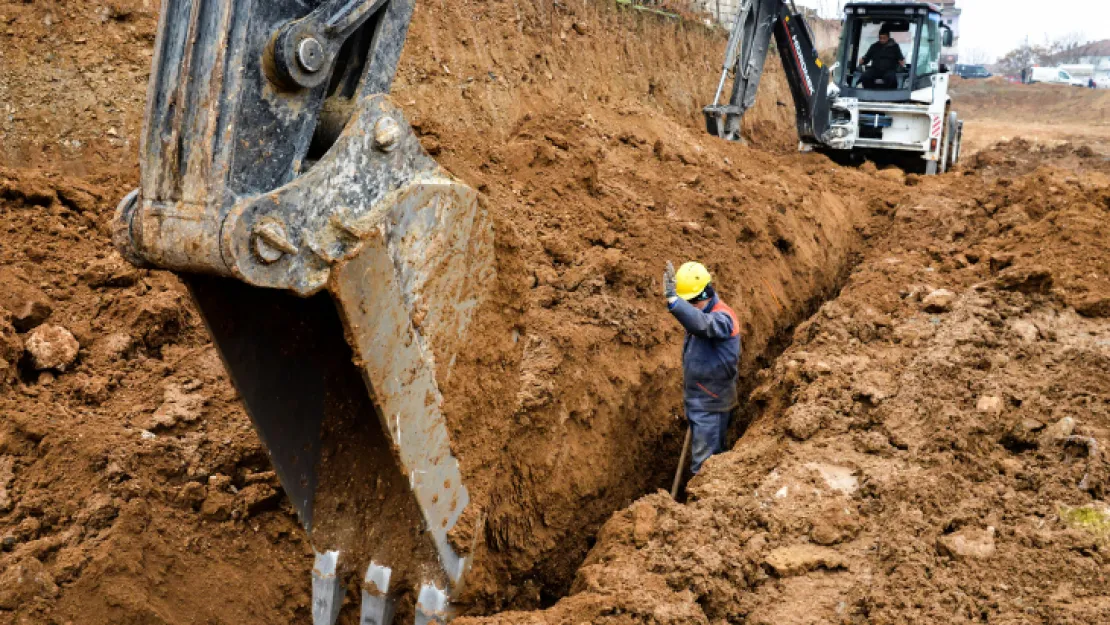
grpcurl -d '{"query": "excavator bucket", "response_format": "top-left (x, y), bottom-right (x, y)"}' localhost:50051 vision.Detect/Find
top-left (112, 0), bottom-right (493, 622)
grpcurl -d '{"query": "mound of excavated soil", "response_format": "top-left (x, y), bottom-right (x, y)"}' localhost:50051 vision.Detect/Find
top-left (460, 140), bottom-right (1110, 624)
top-left (0, 0), bottom-right (897, 622)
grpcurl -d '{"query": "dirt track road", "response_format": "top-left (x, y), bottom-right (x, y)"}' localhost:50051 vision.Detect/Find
top-left (962, 118), bottom-right (1110, 155)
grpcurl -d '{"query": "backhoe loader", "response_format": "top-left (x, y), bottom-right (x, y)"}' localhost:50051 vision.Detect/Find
top-left (113, 0), bottom-right (491, 622)
top-left (705, 0), bottom-right (964, 174)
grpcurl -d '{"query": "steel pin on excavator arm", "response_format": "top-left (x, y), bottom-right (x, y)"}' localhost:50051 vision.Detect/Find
top-left (114, 1), bottom-right (493, 622)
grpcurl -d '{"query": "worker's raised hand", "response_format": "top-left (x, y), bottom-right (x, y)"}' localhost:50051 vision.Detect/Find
top-left (664, 261), bottom-right (677, 300)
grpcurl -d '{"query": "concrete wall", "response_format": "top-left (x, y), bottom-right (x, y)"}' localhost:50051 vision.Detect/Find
top-left (808, 16), bottom-right (843, 52)
top-left (691, 0), bottom-right (743, 25)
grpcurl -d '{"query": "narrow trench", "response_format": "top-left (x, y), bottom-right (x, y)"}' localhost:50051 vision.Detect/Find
top-left (734, 253), bottom-right (865, 439)
top-left (532, 247), bottom-right (869, 609)
top-left (686, 253), bottom-right (863, 500)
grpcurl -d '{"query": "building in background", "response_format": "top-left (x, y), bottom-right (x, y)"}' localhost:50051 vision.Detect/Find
top-left (691, 0), bottom-right (742, 26)
top-left (937, 0), bottom-right (961, 65)
top-left (1071, 40), bottom-right (1110, 83)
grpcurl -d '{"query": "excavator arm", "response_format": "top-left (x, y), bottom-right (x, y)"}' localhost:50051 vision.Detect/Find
top-left (114, 1), bottom-right (492, 623)
top-left (704, 0), bottom-right (831, 144)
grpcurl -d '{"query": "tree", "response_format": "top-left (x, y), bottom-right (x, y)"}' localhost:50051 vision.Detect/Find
top-left (961, 48), bottom-right (992, 65)
top-left (996, 37), bottom-right (1046, 76)
top-left (1046, 31), bottom-right (1087, 64)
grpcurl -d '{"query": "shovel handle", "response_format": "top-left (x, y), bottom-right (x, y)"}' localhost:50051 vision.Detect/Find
top-left (671, 426), bottom-right (692, 498)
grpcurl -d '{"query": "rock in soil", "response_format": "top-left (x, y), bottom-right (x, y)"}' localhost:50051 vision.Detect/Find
top-left (0, 557), bottom-right (59, 610)
top-left (1002, 418), bottom-right (1047, 452)
top-left (784, 404), bottom-right (828, 441)
top-left (1040, 416), bottom-right (1077, 445)
top-left (937, 527), bottom-right (997, 560)
top-left (1074, 295), bottom-right (1110, 318)
top-left (994, 265), bottom-right (1053, 294)
top-left (80, 251), bottom-right (140, 288)
top-left (763, 545), bottom-right (848, 577)
top-left (0, 312), bottom-right (22, 385)
top-left (148, 382), bottom-right (206, 430)
top-left (0, 266), bottom-right (53, 331)
top-left (922, 288), bottom-right (956, 313)
top-left (24, 324), bottom-right (79, 371)
top-left (810, 503), bottom-right (860, 546)
top-left (0, 456), bottom-right (15, 512)
top-left (91, 332), bottom-right (133, 362)
top-left (976, 395), bottom-right (1005, 416)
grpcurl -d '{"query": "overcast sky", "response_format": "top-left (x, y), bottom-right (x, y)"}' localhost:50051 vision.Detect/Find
top-left (794, 0), bottom-right (1110, 61)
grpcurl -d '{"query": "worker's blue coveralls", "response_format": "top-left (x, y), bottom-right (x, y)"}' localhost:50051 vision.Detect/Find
top-left (668, 292), bottom-right (742, 474)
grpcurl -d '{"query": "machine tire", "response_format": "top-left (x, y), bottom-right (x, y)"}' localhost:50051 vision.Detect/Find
top-left (941, 111), bottom-right (958, 173)
top-left (936, 110), bottom-right (955, 174)
top-left (949, 119), bottom-right (964, 169)
top-left (938, 117), bottom-right (950, 174)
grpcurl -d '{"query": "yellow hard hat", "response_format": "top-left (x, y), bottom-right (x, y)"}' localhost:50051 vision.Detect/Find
top-left (675, 262), bottom-right (712, 300)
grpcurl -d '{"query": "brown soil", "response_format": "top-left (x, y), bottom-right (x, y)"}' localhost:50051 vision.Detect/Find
top-left (954, 77), bottom-right (1110, 154)
top-left (954, 77), bottom-right (1110, 126)
top-left (0, 0), bottom-right (882, 621)
top-left (2, 1), bottom-right (1109, 624)
top-left (459, 139), bottom-right (1110, 624)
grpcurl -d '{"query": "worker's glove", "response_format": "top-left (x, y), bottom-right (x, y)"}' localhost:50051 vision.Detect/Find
top-left (664, 261), bottom-right (678, 302)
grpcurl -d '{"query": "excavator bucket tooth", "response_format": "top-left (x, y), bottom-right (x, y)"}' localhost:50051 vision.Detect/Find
top-left (415, 584), bottom-right (451, 625)
top-left (313, 551), bottom-right (345, 625)
top-left (113, 0), bottom-right (493, 617)
top-left (361, 562), bottom-right (396, 625)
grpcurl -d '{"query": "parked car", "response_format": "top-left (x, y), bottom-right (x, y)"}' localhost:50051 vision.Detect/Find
top-left (1029, 66), bottom-right (1086, 87)
top-left (955, 64), bottom-right (992, 79)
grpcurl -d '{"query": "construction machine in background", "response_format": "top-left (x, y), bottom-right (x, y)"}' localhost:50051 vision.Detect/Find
top-left (113, 0), bottom-right (492, 622)
top-left (705, 0), bottom-right (964, 174)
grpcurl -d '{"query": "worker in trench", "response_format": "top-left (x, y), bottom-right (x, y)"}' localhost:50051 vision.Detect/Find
top-left (663, 261), bottom-right (742, 474)
top-left (860, 24), bottom-right (905, 89)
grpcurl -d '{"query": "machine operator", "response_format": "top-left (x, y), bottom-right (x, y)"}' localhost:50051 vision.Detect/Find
top-left (861, 24), bottom-right (906, 89)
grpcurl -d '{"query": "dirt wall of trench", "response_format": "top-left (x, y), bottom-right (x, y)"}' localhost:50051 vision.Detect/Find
top-left (0, 0), bottom-right (882, 622)
top-left (459, 141), bottom-right (1110, 625)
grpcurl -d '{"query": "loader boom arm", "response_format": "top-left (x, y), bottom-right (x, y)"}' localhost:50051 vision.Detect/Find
top-left (704, 0), bottom-right (830, 143)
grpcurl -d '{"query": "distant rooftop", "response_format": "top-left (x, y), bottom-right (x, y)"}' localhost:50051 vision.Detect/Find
top-left (1073, 40), bottom-right (1110, 58)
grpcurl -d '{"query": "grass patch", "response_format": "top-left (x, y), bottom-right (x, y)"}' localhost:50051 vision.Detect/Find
top-left (1059, 504), bottom-right (1110, 539)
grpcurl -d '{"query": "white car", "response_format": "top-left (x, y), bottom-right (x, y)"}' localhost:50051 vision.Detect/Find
top-left (1030, 66), bottom-right (1087, 87)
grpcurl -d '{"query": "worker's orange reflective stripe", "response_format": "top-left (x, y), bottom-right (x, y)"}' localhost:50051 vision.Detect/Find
top-left (710, 302), bottom-right (741, 337)
top-left (696, 383), bottom-right (720, 398)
